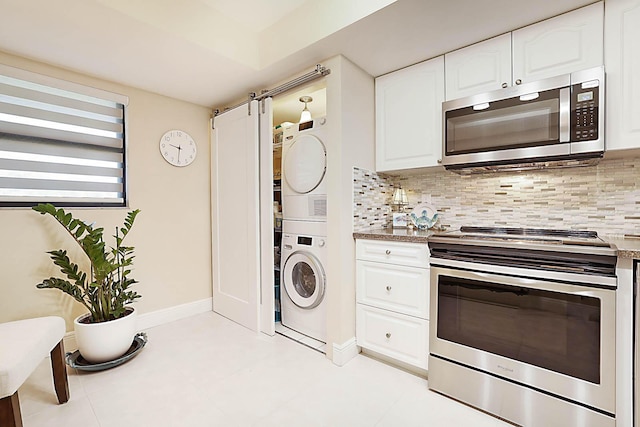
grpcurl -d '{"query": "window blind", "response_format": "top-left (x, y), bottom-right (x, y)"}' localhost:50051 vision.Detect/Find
top-left (0, 64), bottom-right (128, 207)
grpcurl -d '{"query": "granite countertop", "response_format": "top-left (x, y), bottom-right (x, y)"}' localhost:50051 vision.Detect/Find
top-left (352, 227), bottom-right (435, 243)
top-left (354, 228), bottom-right (640, 259)
top-left (605, 236), bottom-right (640, 259)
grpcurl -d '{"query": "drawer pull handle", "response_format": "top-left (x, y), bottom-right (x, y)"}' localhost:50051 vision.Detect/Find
top-left (386, 286), bottom-right (392, 292)
top-left (385, 249), bottom-right (391, 255)
top-left (385, 333), bottom-right (391, 339)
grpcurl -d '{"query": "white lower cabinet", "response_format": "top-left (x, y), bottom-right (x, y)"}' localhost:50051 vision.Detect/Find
top-left (355, 239), bottom-right (429, 370)
top-left (356, 305), bottom-right (429, 369)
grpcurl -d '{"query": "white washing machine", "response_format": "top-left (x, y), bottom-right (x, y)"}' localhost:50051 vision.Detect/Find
top-left (281, 117), bottom-right (327, 222)
top-left (280, 220), bottom-right (327, 342)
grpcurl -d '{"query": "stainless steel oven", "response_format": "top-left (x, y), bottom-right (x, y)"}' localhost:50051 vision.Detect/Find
top-left (428, 227), bottom-right (617, 427)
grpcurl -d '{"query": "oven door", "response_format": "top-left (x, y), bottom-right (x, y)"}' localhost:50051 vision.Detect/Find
top-left (429, 265), bottom-right (616, 415)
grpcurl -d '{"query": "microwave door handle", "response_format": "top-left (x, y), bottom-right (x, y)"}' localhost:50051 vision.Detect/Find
top-left (559, 87), bottom-right (570, 142)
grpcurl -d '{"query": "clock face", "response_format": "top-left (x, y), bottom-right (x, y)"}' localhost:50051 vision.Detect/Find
top-left (159, 130), bottom-right (197, 167)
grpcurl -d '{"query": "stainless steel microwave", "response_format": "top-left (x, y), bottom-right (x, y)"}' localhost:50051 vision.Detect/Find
top-left (442, 67), bottom-right (604, 171)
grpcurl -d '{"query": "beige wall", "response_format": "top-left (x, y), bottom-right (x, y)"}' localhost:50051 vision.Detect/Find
top-left (0, 51), bottom-right (213, 331)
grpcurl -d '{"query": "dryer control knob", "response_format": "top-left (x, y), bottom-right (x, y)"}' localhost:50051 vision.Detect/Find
top-left (318, 239), bottom-right (326, 247)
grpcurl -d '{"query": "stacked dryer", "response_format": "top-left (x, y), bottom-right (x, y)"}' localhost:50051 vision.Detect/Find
top-left (280, 117), bottom-right (328, 343)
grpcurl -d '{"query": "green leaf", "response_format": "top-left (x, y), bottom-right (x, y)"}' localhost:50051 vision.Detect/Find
top-left (33, 204), bottom-right (142, 323)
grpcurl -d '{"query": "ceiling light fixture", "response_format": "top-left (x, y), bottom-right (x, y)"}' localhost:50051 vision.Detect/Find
top-left (299, 96), bottom-right (312, 123)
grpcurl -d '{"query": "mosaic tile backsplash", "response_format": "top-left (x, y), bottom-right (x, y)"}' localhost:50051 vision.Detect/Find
top-left (353, 157), bottom-right (640, 237)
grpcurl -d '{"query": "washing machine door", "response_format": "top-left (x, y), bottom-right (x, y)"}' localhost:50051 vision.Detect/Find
top-left (282, 251), bottom-right (325, 309)
top-left (283, 134), bottom-right (326, 194)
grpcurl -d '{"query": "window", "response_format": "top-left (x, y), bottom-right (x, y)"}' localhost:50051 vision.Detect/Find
top-left (0, 64), bottom-right (128, 207)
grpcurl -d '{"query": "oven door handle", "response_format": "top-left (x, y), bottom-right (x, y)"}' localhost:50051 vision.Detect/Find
top-left (430, 257), bottom-right (617, 289)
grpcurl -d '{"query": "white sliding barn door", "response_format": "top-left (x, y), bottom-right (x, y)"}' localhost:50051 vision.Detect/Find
top-left (259, 98), bottom-right (275, 335)
top-left (211, 101), bottom-right (260, 331)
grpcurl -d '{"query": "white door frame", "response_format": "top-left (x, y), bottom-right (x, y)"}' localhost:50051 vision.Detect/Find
top-left (259, 97), bottom-right (275, 335)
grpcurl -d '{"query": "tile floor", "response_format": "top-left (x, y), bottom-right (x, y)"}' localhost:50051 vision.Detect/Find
top-left (18, 312), bottom-right (512, 426)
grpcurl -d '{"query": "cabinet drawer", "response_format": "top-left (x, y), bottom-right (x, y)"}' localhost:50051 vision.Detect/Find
top-left (356, 239), bottom-right (429, 268)
top-left (356, 261), bottom-right (429, 319)
top-left (356, 304), bottom-right (429, 370)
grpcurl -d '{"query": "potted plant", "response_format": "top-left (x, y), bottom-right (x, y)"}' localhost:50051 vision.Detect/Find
top-left (33, 203), bottom-right (141, 363)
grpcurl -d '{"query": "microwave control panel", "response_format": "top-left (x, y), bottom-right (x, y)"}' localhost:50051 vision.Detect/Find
top-left (571, 83), bottom-right (599, 141)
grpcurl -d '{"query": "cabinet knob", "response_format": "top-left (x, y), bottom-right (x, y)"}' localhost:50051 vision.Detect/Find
top-left (386, 285), bottom-right (392, 292)
top-left (385, 333), bottom-right (391, 339)
top-left (385, 249), bottom-right (391, 255)
top-left (515, 79), bottom-right (522, 85)
top-left (437, 158), bottom-right (442, 164)
top-left (501, 82), bottom-right (508, 88)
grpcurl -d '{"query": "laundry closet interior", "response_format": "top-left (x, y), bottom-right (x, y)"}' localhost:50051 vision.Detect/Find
top-left (210, 73), bottom-right (328, 352)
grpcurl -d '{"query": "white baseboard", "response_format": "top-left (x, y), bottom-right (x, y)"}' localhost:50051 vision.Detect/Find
top-left (137, 298), bottom-right (213, 330)
top-left (62, 298), bottom-right (213, 352)
top-left (332, 337), bottom-right (359, 366)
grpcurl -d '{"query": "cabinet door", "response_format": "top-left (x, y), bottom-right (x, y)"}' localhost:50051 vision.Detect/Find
top-left (356, 304), bottom-right (429, 369)
top-left (605, 0), bottom-right (640, 151)
top-left (356, 261), bottom-right (429, 319)
top-left (356, 239), bottom-right (429, 268)
top-left (512, 2), bottom-right (603, 84)
top-left (445, 33), bottom-right (512, 101)
top-left (375, 56), bottom-right (444, 172)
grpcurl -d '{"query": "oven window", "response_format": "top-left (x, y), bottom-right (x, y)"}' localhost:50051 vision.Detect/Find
top-left (437, 275), bottom-right (600, 384)
top-left (445, 88), bottom-right (560, 155)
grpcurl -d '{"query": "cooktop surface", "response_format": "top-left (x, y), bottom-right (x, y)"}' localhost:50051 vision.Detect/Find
top-left (431, 226), bottom-right (611, 248)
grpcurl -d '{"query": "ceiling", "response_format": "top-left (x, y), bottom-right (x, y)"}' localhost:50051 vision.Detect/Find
top-left (0, 0), bottom-right (595, 113)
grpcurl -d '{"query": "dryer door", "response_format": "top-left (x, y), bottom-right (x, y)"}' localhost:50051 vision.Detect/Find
top-left (282, 251), bottom-right (326, 309)
top-left (283, 134), bottom-right (326, 194)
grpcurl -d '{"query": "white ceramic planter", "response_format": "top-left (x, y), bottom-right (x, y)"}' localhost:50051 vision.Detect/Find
top-left (74, 307), bottom-right (137, 364)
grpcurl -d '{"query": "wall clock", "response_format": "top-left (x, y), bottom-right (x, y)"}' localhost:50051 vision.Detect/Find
top-left (159, 130), bottom-right (197, 167)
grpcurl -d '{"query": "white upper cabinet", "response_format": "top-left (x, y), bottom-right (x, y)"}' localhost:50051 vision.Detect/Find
top-left (444, 2), bottom-right (603, 101)
top-left (512, 2), bottom-right (603, 84)
top-left (445, 33), bottom-right (512, 101)
top-left (375, 56), bottom-right (444, 172)
top-left (604, 0), bottom-right (640, 151)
